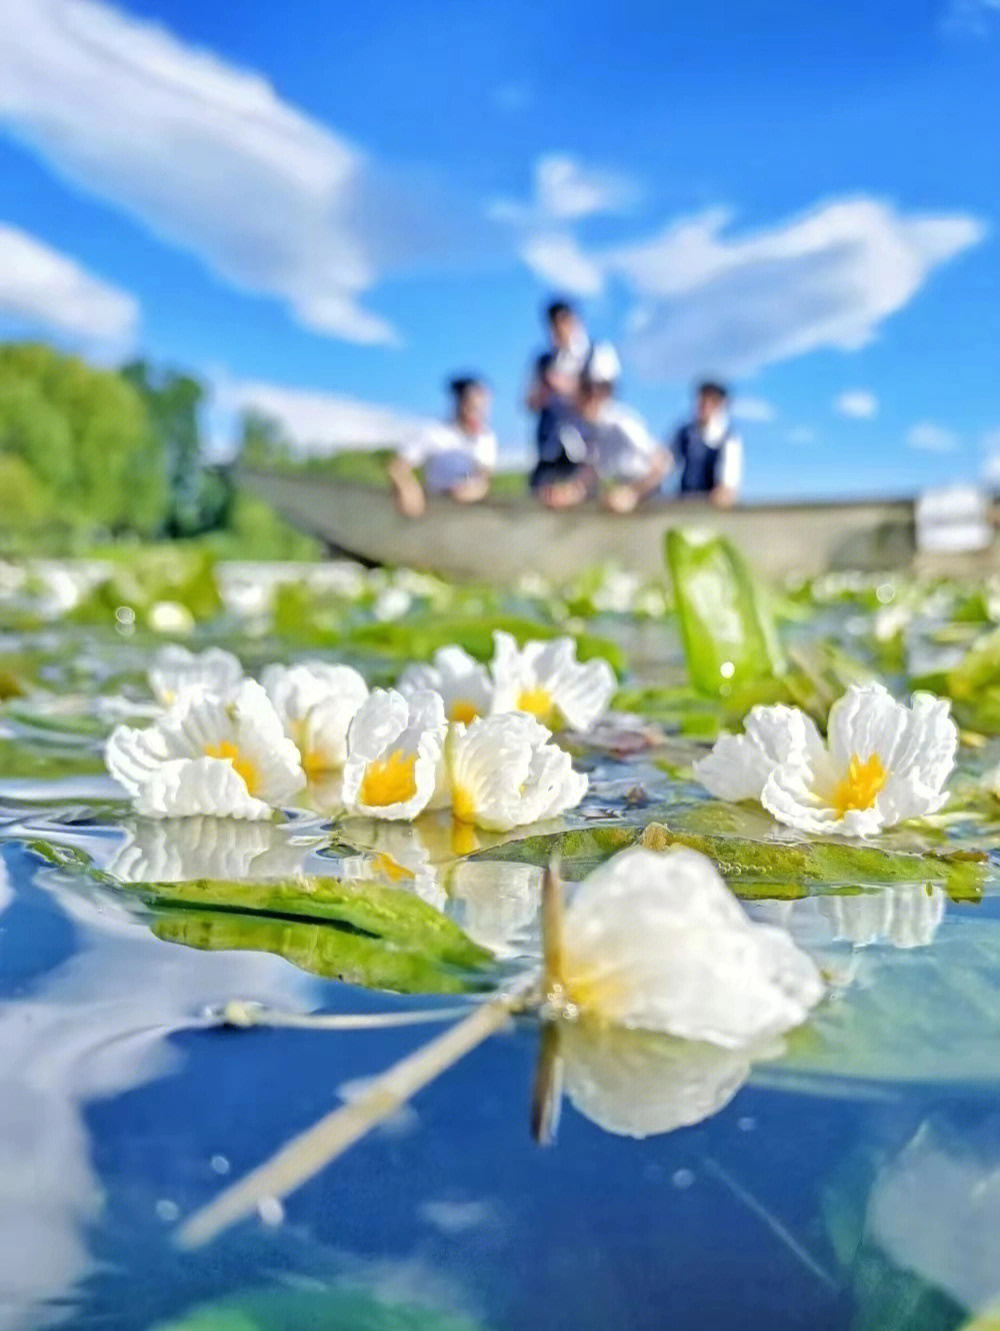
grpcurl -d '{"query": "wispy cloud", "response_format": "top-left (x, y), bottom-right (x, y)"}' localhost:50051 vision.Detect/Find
top-left (731, 396), bottom-right (777, 423)
top-left (0, 0), bottom-right (495, 346)
top-left (519, 233), bottom-right (605, 297)
top-left (607, 200), bottom-right (985, 381)
top-left (942, 0), bottom-right (1000, 35)
top-left (834, 389), bottom-right (879, 419)
top-left (907, 421), bottom-right (961, 452)
top-left (494, 153), bottom-right (637, 294)
top-left (0, 221), bottom-right (138, 347)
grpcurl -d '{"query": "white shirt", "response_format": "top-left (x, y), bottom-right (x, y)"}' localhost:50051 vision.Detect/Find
top-left (400, 422), bottom-right (497, 494)
top-left (702, 410), bottom-right (744, 491)
top-left (585, 401), bottom-right (662, 482)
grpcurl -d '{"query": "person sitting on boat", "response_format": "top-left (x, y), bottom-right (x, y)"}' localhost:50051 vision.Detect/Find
top-left (666, 381), bottom-right (743, 507)
top-left (388, 376), bottom-right (497, 518)
top-left (526, 298), bottom-right (591, 507)
top-left (576, 343), bottom-right (669, 513)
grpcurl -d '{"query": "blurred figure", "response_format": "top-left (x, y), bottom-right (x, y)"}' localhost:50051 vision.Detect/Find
top-left (389, 376), bottom-right (496, 518)
top-left (577, 343), bottom-right (668, 513)
top-left (666, 381), bottom-right (743, 507)
top-left (534, 343), bottom-right (668, 513)
top-left (526, 298), bottom-right (591, 506)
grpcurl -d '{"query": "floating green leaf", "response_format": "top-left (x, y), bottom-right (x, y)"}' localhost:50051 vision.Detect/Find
top-left (148, 1284), bottom-right (489, 1331)
top-left (665, 528), bottom-right (785, 695)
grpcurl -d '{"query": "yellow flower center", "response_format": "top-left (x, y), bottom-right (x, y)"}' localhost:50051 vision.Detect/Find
top-left (831, 752), bottom-right (887, 817)
top-left (448, 698), bottom-right (481, 724)
top-left (451, 782), bottom-right (478, 825)
top-left (561, 961), bottom-right (628, 1017)
top-left (203, 740), bottom-right (259, 795)
top-left (301, 747), bottom-right (334, 781)
top-left (517, 686), bottom-right (553, 721)
top-left (359, 748), bottom-right (418, 808)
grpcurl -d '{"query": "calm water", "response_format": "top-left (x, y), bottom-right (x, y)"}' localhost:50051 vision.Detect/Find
top-left (2, 564), bottom-right (1000, 1331)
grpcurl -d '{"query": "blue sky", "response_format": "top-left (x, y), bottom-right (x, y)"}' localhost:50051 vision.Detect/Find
top-left (1, 0), bottom-right (998, 497)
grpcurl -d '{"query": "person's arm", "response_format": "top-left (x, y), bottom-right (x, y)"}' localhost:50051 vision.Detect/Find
top-left (600, 412), bottom-right (669, 513)
top-left (388, 453), bottom-right (426, 518)
top-left (711, 434), bottom-right (743, 508)
top-left (525, 354), bottom-right (554, 413)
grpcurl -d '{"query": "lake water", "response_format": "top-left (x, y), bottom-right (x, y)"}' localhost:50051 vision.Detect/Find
top-left (2, 558), bottom-right (1000, 1331)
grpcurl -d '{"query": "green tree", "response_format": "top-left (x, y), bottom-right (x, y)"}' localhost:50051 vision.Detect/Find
top-left (0, 342), bottom-right (165, 534)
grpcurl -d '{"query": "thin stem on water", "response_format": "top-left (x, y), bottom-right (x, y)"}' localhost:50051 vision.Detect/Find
top-left (218, 1001), bottom-right (471, 1031)
top-left (177, 985), bottom-right (530, 1250)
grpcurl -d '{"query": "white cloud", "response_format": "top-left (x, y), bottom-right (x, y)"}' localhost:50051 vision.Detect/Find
top-left (907, 421), bottom-right (960, 452)
top-left (731, 395), bottom-right (776, 423)
top-left (533, 155), bottom-right (636, 222)
top-left (0, 222), bottom-right (138, 345)
top-left (834, 389), bottom-right (879, 419)
top-left (943, 0), bottom-right (1000, 34)
top-left (215, 378), bottom-right (429, 456)
top-left (519, 232), bottom-right (605, 297)
top-left (607, 199), bottom-right (985, 381)
top-left (0, 0), bottom-right (487, 345)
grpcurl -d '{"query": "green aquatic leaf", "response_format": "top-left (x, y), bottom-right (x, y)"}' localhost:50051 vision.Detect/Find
top-left (152, 909), bottom-right (488, 995)
top-left (148, 1284), bottom-right (489, 1331)
top-left (665, 528), bottom-right (785, 695)
top-left (71, 545), bottom-right (222, 624)
top-left (472, 816), bottom-right (986, 901)
top-left (125, 875), bottom-right (491, 971)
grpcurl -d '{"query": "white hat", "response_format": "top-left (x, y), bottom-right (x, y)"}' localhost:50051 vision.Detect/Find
top-left (584, 341), bottom-right (621, 385)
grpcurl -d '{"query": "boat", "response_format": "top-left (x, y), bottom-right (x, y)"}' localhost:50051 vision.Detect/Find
top-left (240, 467), bottom-right (1000, 583)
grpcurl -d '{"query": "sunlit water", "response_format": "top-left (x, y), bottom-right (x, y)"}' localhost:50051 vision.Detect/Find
top-left (2, 562), bottom-right (1000, 1331)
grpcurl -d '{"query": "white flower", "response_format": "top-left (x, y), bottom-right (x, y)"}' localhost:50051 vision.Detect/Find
top-left (444, 713), bottom-right (588, 831)
top-left (695, 684), bottom-right (957, 837)
top-left (489, 631), bottom-right (616, 732)
top-left (397, 646), bottom-right (494, 724)
top-left (341, 689), bottom-right (447, 821)
top-left (106, 679), bottom-right (305, 819)
top-left (148, 645), bottom-right (243, 707)
top-left (148, 601), bottom-right (196, 635)
top-left (262, 661), bottom-right (369, 779)
top-left (556, 847), bottom-right (824, 1048)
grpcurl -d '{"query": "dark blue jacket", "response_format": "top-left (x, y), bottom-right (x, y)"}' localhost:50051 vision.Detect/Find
top-left (671, 423), bottom-right (727, 493)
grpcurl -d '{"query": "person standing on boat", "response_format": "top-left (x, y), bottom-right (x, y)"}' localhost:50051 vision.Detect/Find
top-left (666, 381), bottom-right (743, 507)
top-left (388, 376), bottom-right (497, 518)
top-left (526, 298), bottom-right (591, 507)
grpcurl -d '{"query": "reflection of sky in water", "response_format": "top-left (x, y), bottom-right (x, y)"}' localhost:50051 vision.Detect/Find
top-left (5, 824), bottom-right (1000, 1331)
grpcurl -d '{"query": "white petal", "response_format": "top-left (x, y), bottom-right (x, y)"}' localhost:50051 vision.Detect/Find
top-left (560, 847), bottom-right (824, 1047)
top-left (133, 756), bottom-right (272, 820)
top-left (694, 704), bottom-right (823, 802)
top-left (148, 645), bottom-right (242, 706)
top-left (445, 860), bottom-right (541, 956)
top-left (826, 682), bottom-right (905, 771)
top-left (342, 689), bottom-right (446, 820)
top-left (262, 661), bottom-right (368, 733)
top-left (762, 760), bottom-right (886, 838)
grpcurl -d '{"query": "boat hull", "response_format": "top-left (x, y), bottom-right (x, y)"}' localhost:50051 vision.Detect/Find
top-left (241, 468), bottom-right (997, 582)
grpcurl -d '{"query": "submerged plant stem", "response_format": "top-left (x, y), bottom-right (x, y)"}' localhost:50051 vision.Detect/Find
top-left (219, 1000), bottom-right (471, 1031)
top-left (177, 986), bottom-right (530, 1249)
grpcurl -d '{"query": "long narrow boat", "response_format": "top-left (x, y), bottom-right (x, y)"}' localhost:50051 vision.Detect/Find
top-left (241, 466), bottom-right (999, 582)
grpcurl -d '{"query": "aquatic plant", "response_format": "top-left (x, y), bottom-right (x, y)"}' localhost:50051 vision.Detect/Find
top-left (106, 679), bottom-right (305, 819)
top-left (262, 660), bottom-right (369, 778)
top-left (490, 630), bottom-right (616, 731)
top-left (695, 682), bottom-right (957, 836)
top-left (341, 688), bottom-right (449, 820)
top-left (444, 712), bottom-right (588, 831)
top-left (148, 643), bottom-right (243, 707)
top-left (397, 644), bottom-right (494, 723)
